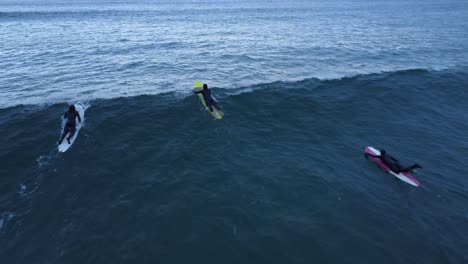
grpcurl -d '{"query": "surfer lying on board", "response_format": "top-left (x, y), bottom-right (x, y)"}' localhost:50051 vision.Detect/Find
top-left (365, 149), bottom-right (421, 173)
top-left (193, 84), bottom-right (222, 112)
top-left (58, 104), bottom-right (81, 145)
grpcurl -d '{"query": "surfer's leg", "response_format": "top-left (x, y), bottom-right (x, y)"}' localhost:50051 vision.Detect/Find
top-left (399, 164), bottom-right (422, 173)
top-left (59, 125), bottom-right (70, 144)
top-left (66, 125), bottom-right (76, 143)
top-left (211, 100), bottom-right (222, 111)
top-left (207, 102), bottom-right (214, 112)
top-left (389, 163), bottom-right (402, 173)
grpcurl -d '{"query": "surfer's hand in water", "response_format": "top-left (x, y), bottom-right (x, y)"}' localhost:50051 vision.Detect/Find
top-left (414, 164), bottom-right (422, 169)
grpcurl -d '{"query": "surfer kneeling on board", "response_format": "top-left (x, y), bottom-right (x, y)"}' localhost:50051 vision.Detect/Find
top-left (365, 149), bottom-right (422, 173)
top-left (193, 84), bottom-right (222, 112)
top-left (58, 104), bottom-right (81, 145)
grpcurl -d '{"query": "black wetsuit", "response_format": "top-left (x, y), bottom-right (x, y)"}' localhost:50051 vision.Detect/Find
top-left (59, 110), bottom-right (81, 144)
top-left (367, 152), bottom-right (420, 173)
top-left (194, 89), bottom-right (220, 112)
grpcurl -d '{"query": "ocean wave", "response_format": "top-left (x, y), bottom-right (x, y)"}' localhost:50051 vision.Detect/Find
top-left (0, 67), bottom-right (463, 110)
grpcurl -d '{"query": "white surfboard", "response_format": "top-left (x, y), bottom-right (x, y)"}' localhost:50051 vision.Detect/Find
top-left (58, 103), bottom-right (85, 153)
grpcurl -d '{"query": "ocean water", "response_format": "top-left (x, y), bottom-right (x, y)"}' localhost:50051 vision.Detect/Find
top-left (1, 0), bottom-right (468, 263)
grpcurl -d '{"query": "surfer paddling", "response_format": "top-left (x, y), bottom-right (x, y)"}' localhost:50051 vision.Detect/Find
top-left (365, 149), bottom-right (422, 173)
top-left (58, 104), bottom-right (81, 145)
top-left (193, 83), bottom-right (222, 113)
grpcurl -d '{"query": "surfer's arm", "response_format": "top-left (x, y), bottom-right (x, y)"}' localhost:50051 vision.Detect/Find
top-left (63, 112), bottom-right (68, 120)
top-left (193, 90), bottom-right (202, 94)
top-left (366, 153), bottom-right (381, 158)
top-left (390, 156), bottom-right (399, 162)
top-left (77, 113), bottom-right (81, 123)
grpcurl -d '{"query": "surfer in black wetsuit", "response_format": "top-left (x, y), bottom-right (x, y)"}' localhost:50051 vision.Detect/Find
top-left (193, 84), bottom-right (222, 112)
top-left (58, 104), bottom-right (81, 145)
top-left (366, 149), bottom-right (421, 173)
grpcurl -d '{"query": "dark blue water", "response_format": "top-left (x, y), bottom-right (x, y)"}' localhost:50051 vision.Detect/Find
top-left (1, 1), bottom-right (468, 263)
